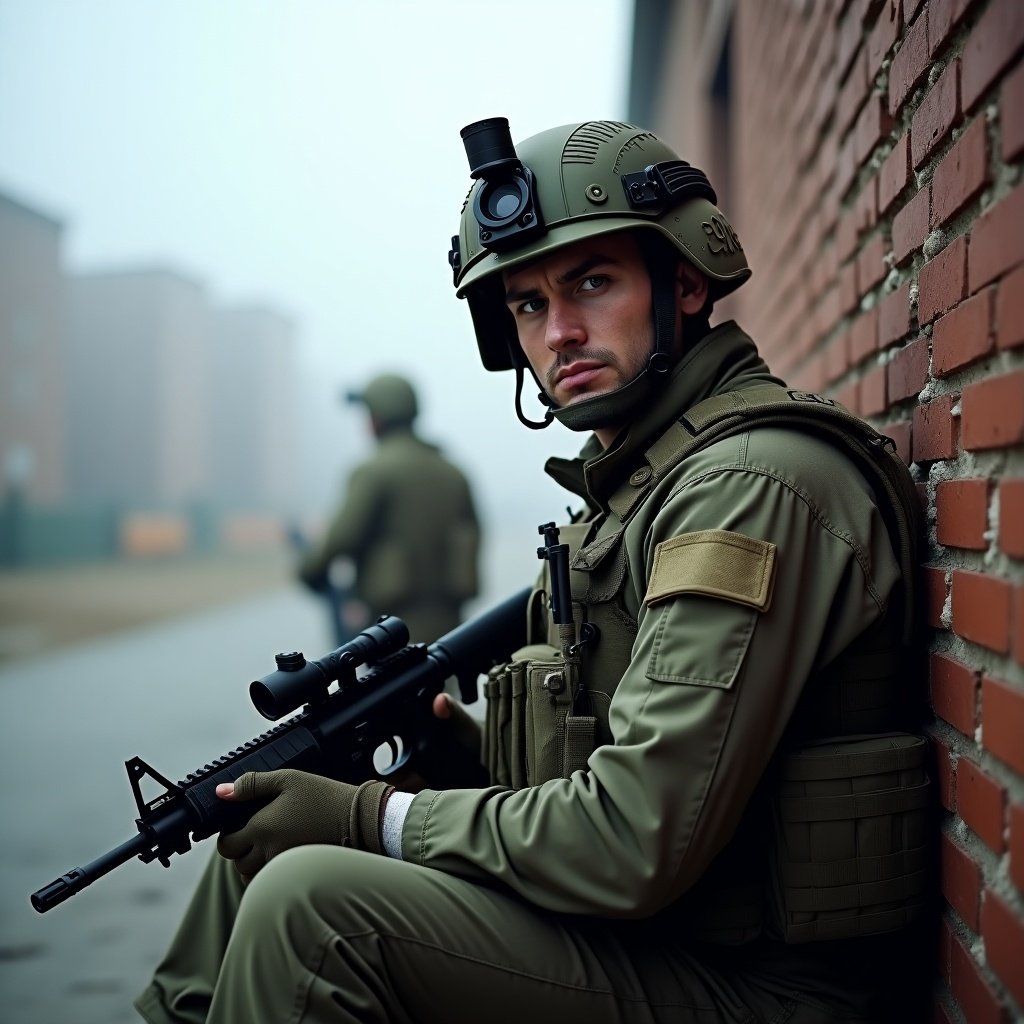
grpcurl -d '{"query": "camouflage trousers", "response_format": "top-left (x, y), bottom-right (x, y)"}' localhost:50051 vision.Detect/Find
top-left (135, 846), bottom-right (873, 1024)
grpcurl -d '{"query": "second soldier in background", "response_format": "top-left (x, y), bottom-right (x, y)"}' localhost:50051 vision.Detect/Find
top-left (296, 372), bottom-right (481, 643)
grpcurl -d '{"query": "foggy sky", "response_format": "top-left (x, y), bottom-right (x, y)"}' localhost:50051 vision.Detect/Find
top-left (0, 0), bottom-right (632, 565)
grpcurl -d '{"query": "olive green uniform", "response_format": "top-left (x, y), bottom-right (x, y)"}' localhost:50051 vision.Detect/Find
top-left (299, 427), bottom-right (480, 642)
top-left (136, 324), bottom-right (928, 1023)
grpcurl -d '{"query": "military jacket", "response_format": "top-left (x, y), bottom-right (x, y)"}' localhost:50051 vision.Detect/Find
top-left (301, 429), bottom-right (480, 641)
top-left (401, 323), bottom-right (915, 927)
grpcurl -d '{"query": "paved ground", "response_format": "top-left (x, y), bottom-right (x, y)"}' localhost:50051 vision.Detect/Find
top-left (0, 553), bottom-right (336, 1023)
top-left (0, 549), bottom-right (299, 665)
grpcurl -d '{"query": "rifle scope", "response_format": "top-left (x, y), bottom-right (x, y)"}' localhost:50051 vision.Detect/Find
top-left (249, 614), bottom-right (409, 721)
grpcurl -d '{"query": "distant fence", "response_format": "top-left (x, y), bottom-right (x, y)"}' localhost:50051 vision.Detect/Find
top-left (0, 495), bottom-right (287, 567)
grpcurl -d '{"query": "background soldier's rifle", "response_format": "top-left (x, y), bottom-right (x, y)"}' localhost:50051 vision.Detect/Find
top-left (30, 587), bottom-right (529, 914)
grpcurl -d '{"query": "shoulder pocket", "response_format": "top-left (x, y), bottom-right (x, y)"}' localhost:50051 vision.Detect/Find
top-left (644, 530), bottom-right (775, 688)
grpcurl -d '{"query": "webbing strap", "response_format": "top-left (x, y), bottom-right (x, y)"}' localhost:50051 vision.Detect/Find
top-left (780, 845), bottom-right (931, 889)
top-left (782, 868), bottom-right (930, 912)
top-left (782, 737), bottom-right (927, 781)
top-left (779, 780), bottom-right (933, 822)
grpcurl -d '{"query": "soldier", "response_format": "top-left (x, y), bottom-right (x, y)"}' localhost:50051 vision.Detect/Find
top-left (295, 372), bottom-right (481, 644)
top-left (135, 119), bottom-right (933, 1024)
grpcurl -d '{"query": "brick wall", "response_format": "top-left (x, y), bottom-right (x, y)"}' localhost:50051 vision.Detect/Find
top-left (724, 1), bottom-right (1024, 1020)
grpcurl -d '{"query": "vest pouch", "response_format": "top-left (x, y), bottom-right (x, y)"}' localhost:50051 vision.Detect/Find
top-left (508, 661), bottom-right (529, 790)
top-left (521, 646), bottom-right (570, 786)
top-left (768, 732), bottom-right (934, 943)
top-left (481, 670), bottom-right (505, 787)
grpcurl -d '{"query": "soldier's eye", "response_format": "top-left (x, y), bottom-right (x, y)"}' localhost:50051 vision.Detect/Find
top-left (579, 275), bottom-right (607, 292)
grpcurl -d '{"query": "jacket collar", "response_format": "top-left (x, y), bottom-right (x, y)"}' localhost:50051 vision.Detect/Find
top-left (543, 321), bottom-right (783, 510)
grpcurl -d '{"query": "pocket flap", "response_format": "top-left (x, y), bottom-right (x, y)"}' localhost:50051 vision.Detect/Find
top-left (644, 530), bottom-right (776, 611)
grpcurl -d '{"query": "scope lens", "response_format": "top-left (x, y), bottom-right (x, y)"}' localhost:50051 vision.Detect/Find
top-left (477, 178), bottom-right (527, 227)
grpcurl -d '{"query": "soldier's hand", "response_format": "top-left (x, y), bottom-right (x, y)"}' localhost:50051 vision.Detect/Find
top-left (431, 693), bottom-right (482, 760)
top-left (215, 770), bottom-right (390, 879)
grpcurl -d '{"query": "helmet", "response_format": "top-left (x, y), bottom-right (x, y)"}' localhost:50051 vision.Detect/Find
top-left (449, 118), bottom-right (750, 392)
top-left (346, 373), bottom-right (418, 428)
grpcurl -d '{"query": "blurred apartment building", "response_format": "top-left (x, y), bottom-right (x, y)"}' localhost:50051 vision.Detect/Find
top-left (0, 186), bottom-right (298, 563)
top-left (0, 192), bottom-right (67, 505)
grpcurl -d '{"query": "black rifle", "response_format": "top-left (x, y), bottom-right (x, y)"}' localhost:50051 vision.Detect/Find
top-left (30, 587), bottom-right (529, 914)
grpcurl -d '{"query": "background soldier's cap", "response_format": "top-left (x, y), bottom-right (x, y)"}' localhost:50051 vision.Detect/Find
top-left (344, 373), bottom-right (418, 427)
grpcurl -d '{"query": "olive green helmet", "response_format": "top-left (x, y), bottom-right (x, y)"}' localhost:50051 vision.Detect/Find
top-left (449, 118), bottom-right (750, 376)
top-left (345, 373), bottom-right (418, 428)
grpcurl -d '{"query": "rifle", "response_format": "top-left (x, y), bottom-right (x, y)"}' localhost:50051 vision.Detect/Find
top-left (30, 586), bottom-right (529, 914)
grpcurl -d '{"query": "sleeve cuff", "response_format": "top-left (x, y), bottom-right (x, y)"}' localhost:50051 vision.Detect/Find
top-left (381, 790), bottom-right (415, 859)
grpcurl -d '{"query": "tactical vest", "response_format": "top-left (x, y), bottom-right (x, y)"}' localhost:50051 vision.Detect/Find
top-left (482, 386), bottom-right (933, 944)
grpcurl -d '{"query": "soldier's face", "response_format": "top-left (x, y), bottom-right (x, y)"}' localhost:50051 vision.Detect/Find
top-left (502, 232), bottom-right (656, 412)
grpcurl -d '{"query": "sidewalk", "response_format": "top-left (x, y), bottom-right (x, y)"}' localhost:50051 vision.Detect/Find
top-left (0, 548), bottom-right (298, 665)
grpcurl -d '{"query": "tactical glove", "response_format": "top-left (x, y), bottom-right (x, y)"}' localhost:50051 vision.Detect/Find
top-left (216, 770), bottom-right (390, 879)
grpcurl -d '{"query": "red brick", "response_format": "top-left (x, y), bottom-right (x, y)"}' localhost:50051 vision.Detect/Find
top-left (857, 94), bottom-right (894, 168)
top-left (1002, 59), bottom-right (1024, 161)
top-left (836, 131), bottom-right (859, 201)
top-left (881, 417), bottom-right (912, 463)
top-left (879, 134), bottom-right (911, 215)
top-left (890, 8), bottom-right (931, 115)
top-left (952, 569), bottom-right (1013, 654)
top-left (837, 47), bottom-right (870, 139)
top-left (931, 117), bottom-right (991, 228)
top-left (982, 676), bottom-right (1024, 773)
top-left (999, 480), bottom-right (1024, 558)
top-left (850, 306), bottom-right (879, 361)
top-left (839, 260), bottom-right (859, 316)
top-left (904, 0), bottom-right (926, 23)
top-left (887, 336), bottom-right (929, 400)
top-left (936, 478), bottom-right (991, 551)
top-left (940, 833), bottom-right (981, 930)
top-left (857, 233), bottom-right (888, 292)
top-left (1016, 585), bottom-right (1024, 668)
top-left (1011, 802), bottom-right (1024, 892)
top-left (996, 262), bottom-right (1024, 352)
top-left (969, 183), bottom-right (1024, 292)
top-left (826, 332), bottom-right (850, 384)
top-left (878, 282), bottom-right (913, 347)
top-left (932, 287), bottom-right (994, 376)
top-left (911, 59), bottom-right (961, 169)
top-left (913, 394), bottom-right (959, 461)
top-left (836, 378), bottom-right (860, 413)
top-left (981, 890), bottom-right (1024, 1007)
top-left (836, 208), bottom-right (860, 263)
top-left (855, 176), bottom-right (878, 234)
top-left (961, 370), bottom-right (1024, 451)
top-left (860, 362), bottom-right (888, 415)
top-left (949, 928), bottom-right (1007, 1024)
top-left (962, 0), bottom-right (1024, 111)
top-left (867, 0), bottom-right (902, 80)
top-left (923, 565), bottom-right (949, 626)
top-left (957, 756), bottom-right (1007, 853)
top-left (838, 7), bottom-right (862, 83)
top-left (929, 0), bottom-right (973, 59)
top-left (892, 184), bottom-right (931, 265)
top-left (919, 234), bottom-right (967, 324)
top-left (930, 651), bottom-right (979, 733)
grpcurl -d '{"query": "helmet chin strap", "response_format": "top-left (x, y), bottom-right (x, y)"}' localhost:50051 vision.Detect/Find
top-left (513, 366), bottom-right (555, 430)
